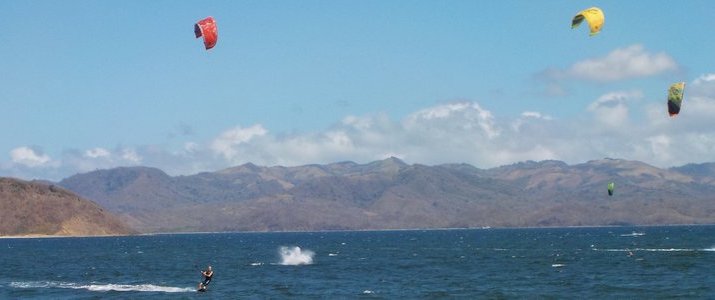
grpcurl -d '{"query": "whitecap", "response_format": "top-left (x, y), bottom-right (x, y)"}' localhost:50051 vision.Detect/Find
top-left (597, 248), bottom-right (697, 252)
top-left (10, 281), bottom-right (193, 293)
top-left (619, 232), bottom-right (645, 237)
top-left (83, 284), bottom-right (194, 293)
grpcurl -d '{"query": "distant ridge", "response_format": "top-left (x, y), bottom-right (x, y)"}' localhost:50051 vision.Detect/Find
top-left (0, 177), bottom-right (135, 237)
top-left (59, 158), bottom-right (715, 233)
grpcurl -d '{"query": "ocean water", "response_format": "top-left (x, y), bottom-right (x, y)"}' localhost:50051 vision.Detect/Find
top-left (2, 226), bottom-right (715, 299)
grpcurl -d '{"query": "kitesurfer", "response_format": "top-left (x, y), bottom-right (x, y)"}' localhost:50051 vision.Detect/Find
top-left (198, 265), bottom-right (213, 291)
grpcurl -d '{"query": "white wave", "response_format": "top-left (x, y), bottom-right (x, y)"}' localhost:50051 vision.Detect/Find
top-left (328, 253), bottom-right (338, 256)
top-left (363, 290), bottom-right (375, 294)
top-left (10, 281), bottom-right (58, 289)
top-left (279, 246), bottom-right (314, 265)
top-left (250, 262), bottom-right (264, 266)
top-left (551, 264), bottom-right (566, 267)
top-left (619, 232), bottom-right (645, 237)
top-left (83, 284), bottom-right (194, 292)
top-left (596, 248), bottom-right (697, 252)
top-left (642, 248), bottom-right (693, 252)
top-left (10, 281), bottom-right (193, 293)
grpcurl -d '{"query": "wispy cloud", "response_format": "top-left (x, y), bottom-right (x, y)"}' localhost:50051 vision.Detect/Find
top-left (84, 147), bottom-right (111, 159)
top-left (540, 44), bottom-right (678, 83)
top-left (10, 147), bottom-right (52, 168)
top-left (211, 124), bottom-right (268, 161)
top-left (587, 90), bottom-right (643, 127)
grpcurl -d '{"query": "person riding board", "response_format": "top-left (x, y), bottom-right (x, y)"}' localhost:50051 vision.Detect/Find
top-left (198, 265), bottom-right (213, 291)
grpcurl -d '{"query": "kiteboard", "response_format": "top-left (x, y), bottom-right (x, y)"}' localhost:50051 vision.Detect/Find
top-left (198, 281), bottom-right (208, 292)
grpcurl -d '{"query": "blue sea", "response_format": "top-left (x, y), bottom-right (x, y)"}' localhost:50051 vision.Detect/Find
top-left (2, 226), bottom-right (715, 299)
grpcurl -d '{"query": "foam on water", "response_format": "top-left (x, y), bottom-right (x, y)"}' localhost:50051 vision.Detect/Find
top-left (595, 248), bottom-right (700, 252)
top-left (279, 246), bottom-right (314, 265)
top-left (619, 232), bottom-right (646, 237)
top-left (10, 281), bottom-right (194, 293)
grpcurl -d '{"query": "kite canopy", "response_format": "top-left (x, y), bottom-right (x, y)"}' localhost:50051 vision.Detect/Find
top-left (195, 16), bottom-right (218, 50)
top-left (667, 82), bottom-right (685, 117)
top-left (607, 182), bottom-right (615, 196)
top-left (572, 7), bottom-right (604, 36)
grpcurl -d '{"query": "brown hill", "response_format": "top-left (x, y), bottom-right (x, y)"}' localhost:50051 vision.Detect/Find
top-left (58, 158), bottom-right (715, 233)
top-left (0, 177), bottom-right (135, 237)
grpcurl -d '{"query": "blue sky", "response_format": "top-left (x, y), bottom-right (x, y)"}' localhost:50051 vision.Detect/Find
top-left (2, 1), bottom-right (714, 180)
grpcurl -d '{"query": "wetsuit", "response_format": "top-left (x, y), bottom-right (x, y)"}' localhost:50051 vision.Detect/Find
top-left (201, 270), bottom-right (213, 287)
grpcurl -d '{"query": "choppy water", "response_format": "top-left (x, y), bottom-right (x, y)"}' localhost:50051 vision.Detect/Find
top-left (2, 226), bottom-right (715, 299)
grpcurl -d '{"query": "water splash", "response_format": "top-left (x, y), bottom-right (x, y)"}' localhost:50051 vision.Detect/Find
top-left (279, 246), bottom-right (314, 265)
top-left (10, 281), bottom-right (194, 293)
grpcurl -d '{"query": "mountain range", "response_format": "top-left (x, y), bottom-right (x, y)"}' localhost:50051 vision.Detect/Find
top-left (0, 178), bottom-right (135, 236)
top-left (56, 158), bottom-right (715, 233)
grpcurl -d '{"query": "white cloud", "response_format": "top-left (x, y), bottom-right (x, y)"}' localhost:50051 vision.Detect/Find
top-left (693, 73), bottom-right (715, 85)
top-left (520, 111), bottom-right (552, 120)
top-left (121, 148), bottom-right (142, 164)
top-left (511, 111), bottom-right (553, 132)
top-left (405, 102), bottom-right (500, 139)
top-left (4, 83), bottom-right (715, 181)
top-left (690, 73), bottom-right (715, 104)
top-left (85, 147), bottom-right (111, 158)
top-left (184, 142), bottom-right (200, 153)
top-left (646, 135), bottom-right (672, 163)
top-left (587, 90), bottom-right (643, 127)
top-left (211, 124), bottom-right (268, 160)
top-left (545, 44), bottom-right (678, 82)
top-left (10, 147), bottom-right (52, 168)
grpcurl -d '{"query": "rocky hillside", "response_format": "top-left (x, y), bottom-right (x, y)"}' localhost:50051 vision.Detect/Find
top-left (0, 177), bottom-right (135, 236)
top-left (59, 158), bottom-right (715, 233)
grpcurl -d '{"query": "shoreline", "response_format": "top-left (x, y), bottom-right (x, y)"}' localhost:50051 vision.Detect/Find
top-left (4, 223), bottom-right (714, 239)
top-left (0, 233), bottom-right (135, 239)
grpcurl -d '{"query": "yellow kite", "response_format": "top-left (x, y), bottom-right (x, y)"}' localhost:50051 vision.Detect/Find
top-left (571, 7), bottom-right (604, 36)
